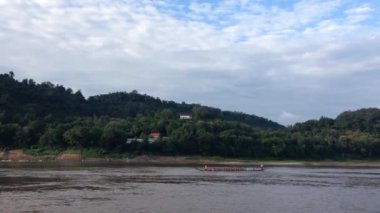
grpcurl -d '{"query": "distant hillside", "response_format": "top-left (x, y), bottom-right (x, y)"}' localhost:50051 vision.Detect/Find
top-left (335, 108), bottom-right (380, 132)
top-left (292, 108), bottom-right (380, 133)
top-left (1, 72), bottom-right (379, 159)
top-left (88, 92), bottom-right (283, 129)
top-left (0, 72), bottom-right (282, 129)
top-left (0, 72), bottom-right (86, 123)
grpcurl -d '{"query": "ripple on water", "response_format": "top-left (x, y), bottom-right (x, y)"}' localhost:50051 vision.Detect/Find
top-left (0, 176), bottom-right (110, 192)
top-left (1, 166), bottom-right (380, 213)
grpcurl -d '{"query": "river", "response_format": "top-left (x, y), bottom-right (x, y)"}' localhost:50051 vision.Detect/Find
top-left (0, 164), bottom-right (379, 213)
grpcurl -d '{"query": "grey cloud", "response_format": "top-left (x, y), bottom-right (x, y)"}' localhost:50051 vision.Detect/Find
top-left (1, 0), bottom-right (380, 125)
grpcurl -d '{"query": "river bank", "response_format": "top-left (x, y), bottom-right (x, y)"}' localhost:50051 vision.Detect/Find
top-left (1, 150), bottom-right (380, 168)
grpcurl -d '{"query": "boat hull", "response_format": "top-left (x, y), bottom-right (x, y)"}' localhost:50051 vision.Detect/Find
top-left (198, 167), bottom-right (263, 172)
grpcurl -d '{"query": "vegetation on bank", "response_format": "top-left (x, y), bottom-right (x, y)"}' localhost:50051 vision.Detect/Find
top-left (1, 72), bottom-right (380, 160)
top-left (22, 147), bottom-right (133, 159)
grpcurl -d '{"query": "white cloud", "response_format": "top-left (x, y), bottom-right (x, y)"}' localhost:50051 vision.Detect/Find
top-left (345, 4), bottom-right (373, 24)
top-left (0, 0), bottom-right (380, 124)
top-left (279, 111), bottom-right (302, 125)
top-left (189, 2), bottom-right (213, 14)
top-left (0, 0), bottom-right (8, 6)
top-left (345, 4), bottom-right (373, 15)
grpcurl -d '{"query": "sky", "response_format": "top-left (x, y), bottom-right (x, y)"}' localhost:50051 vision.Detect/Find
top-left (1, 0), bottom-right (380, 125)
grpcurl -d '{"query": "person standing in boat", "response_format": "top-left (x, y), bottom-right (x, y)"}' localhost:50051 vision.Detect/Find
top-left (259, 164), bottom-right (264, 170)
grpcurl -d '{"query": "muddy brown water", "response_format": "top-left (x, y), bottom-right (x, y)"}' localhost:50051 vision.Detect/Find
top-left (0, 163), bottom-right (380, 213)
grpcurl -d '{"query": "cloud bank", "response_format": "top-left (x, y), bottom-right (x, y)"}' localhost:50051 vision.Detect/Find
top-left (1, 0), bottom-right (380, 125)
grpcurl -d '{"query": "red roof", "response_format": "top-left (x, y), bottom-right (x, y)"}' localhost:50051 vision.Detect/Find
top-left (149, 132), bottom-right (160, 137)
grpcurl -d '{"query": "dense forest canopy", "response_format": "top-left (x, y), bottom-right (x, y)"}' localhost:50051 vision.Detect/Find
top-left (1, 72), bottom-right (380, 159)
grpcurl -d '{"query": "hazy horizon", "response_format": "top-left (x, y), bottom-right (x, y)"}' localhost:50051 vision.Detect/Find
top-left (1, 0), bottom-right (380, 125)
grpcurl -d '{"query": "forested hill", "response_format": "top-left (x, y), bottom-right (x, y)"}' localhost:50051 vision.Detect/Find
top-left (0, 72), bottom-right (282, 129)
top-left (1, 72), bottom-right (380, 159)
top-left (88, 92), bottom-right (282, 129)
top-left (292, 108), bottom-right (380, 133)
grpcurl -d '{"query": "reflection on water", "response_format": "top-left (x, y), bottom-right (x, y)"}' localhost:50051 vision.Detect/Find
top-left (0, 164), bottom-right (380, 213)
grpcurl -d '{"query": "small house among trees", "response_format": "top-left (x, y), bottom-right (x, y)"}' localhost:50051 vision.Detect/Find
top-left (179, 113), bottom-right (192, 120)
top-left (148, 132), bottom-right (161, 142)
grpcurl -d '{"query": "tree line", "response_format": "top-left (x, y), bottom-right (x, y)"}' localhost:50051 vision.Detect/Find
top-left (1, 72), bottom-right (380, 159)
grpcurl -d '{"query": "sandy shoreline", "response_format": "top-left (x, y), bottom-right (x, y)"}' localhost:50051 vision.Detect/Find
top-left (1, 150), bottom-right (380, 168)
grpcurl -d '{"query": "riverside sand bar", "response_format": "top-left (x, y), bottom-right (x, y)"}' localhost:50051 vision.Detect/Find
top-left (1, 150), bottom-right (380, 168)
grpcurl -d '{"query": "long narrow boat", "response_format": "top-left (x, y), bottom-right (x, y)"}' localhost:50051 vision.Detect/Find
top-left (198, 165), bottom-right (264, 172)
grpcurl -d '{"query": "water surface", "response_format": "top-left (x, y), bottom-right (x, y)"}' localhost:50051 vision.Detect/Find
top-left (0, 164), bottom-right (379, 213)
